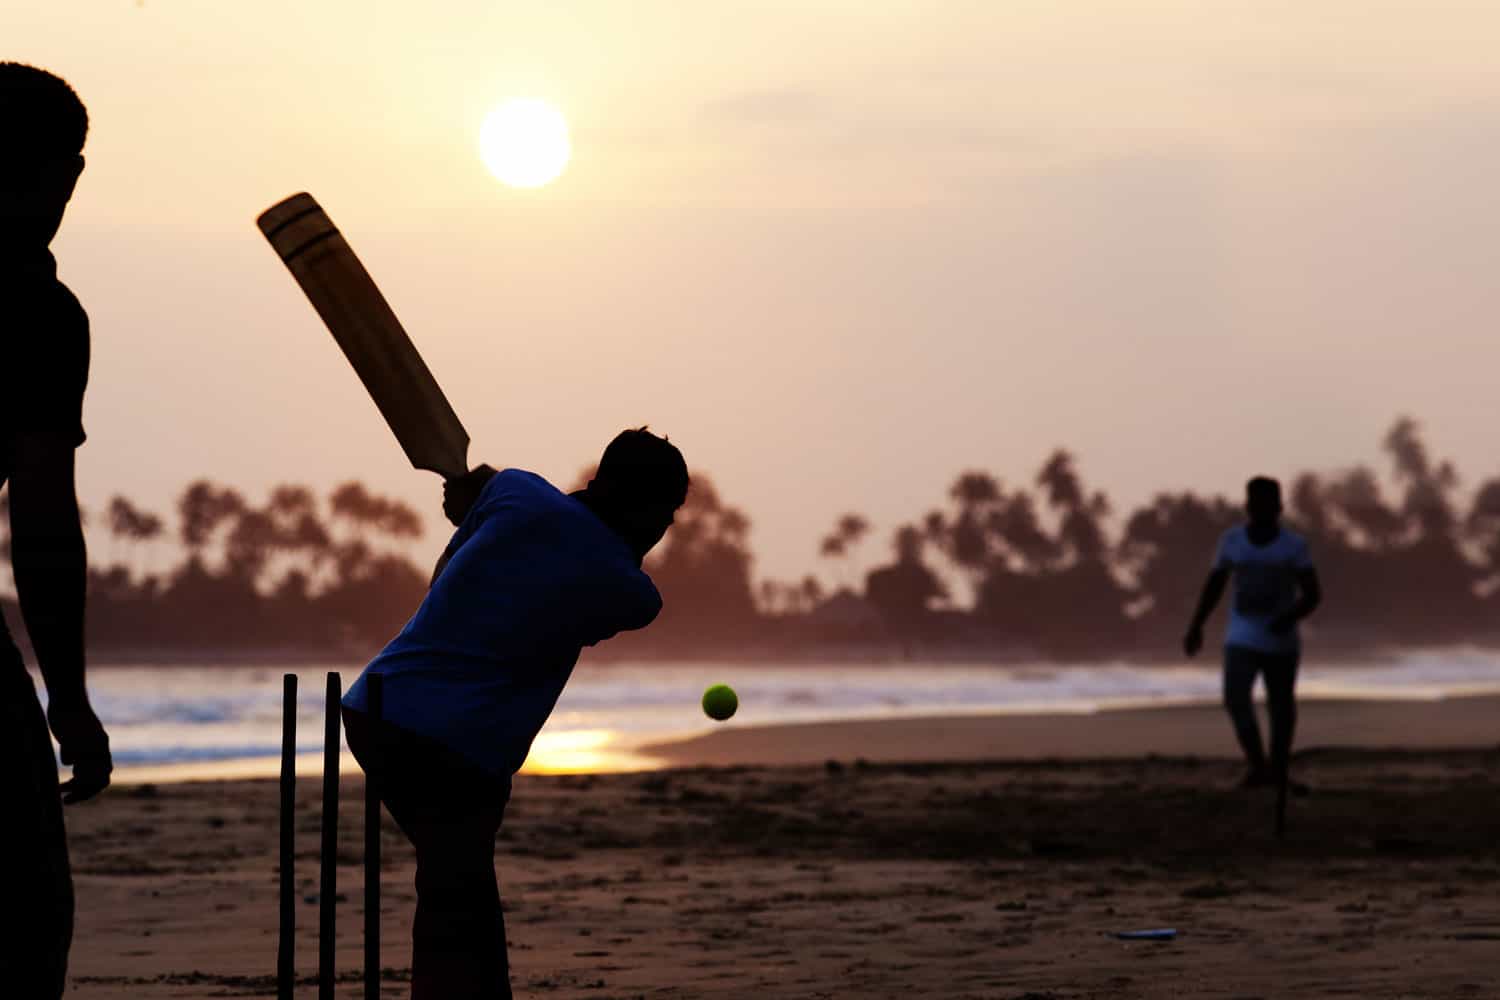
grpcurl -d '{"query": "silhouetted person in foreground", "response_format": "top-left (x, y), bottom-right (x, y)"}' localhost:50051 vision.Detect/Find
top-left (1184, 477), bottom-right (1321, 791)
top-left (342, 428), bottom-right (687, 1000)
top-left (0, 63), bottom-right (113, 997)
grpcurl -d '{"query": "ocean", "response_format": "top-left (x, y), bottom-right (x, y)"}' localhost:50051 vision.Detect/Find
top-left (32, 651), bottom-right (1500, 781)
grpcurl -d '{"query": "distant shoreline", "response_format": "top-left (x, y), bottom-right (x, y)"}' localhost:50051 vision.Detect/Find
top-left (98, 690), bottom-right (1500, 785)
top-left (72, 641), bottom-right (1484, 668)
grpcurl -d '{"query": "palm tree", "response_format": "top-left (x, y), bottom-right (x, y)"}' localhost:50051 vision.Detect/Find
top-left (329, 482), bottom-right (423, 540)
top-left (1385, 416), bottom-right (1460, 540)
top-left (262, 485), bottom-right (333, 589)
top-left (865, 522), bottom-right (949, 642)
top-left (326, 482), bottom-right (425, 591)
top-left (757, 579), bottom-right (783, 616)
top-left (178, 481), bottom-right (247, 555)
top-left (819, 512), bottom-right (871, 592)
top-left (105, 496), bottom-right (165, 581)
top-left (644, 473), bottom-right (759, 631)
top-left (799, 575), bottom-right (824, 613)
top-left (1036, 450), bottom-right (1111, 565)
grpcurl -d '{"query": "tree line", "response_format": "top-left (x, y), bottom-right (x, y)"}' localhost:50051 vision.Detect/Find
top-left (760, 416), bottom-right (1500, 658)
top-left (1, 481), bottom-right (431, 655)
top-left (1, 417), bottom-right (1495, 660)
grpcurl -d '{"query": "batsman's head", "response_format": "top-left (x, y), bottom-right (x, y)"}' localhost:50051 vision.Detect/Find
top-left (587, 428), bottom-right (689, 560)
top-left (0, 62), bottom-right (87, 251)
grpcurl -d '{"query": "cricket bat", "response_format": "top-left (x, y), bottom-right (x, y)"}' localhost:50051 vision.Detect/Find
top-left (256, 192), bottom-right (470, 480)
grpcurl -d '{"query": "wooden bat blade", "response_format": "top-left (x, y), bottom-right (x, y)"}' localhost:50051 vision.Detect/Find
top-left (257, 192), bottom-right (469, 479)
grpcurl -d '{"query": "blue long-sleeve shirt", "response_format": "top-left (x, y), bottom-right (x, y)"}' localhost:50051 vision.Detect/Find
top-left (344, 469), bottom-right (661, 776)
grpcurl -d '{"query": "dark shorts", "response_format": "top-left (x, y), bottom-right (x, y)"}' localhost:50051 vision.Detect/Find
top-left (1223, 644), bottom-right (1300, 683)
top-left (0, 638), bottom-right (73, 998)
top-left (343, 707), bottom-right (513, 999)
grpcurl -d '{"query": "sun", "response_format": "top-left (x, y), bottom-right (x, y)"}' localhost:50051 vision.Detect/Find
top-left (479, 98), bottom-right (571, 189)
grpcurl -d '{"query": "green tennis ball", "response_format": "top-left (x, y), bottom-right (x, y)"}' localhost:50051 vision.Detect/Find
top-left (702, 684), bottom-right (738, 721)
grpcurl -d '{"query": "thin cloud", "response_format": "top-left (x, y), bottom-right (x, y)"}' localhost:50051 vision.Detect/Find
top-left (699, 88), bottom-right (826, 125)
top-left (699, 87), bottom-right (1048, 160)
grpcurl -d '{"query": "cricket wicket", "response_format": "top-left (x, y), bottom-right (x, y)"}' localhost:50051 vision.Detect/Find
top-left (278, 670), bottom-right (383, 999)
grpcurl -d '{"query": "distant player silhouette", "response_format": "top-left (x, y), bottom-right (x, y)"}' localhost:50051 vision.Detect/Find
top-left (1184, 477), bottom-right (1321, 791)
top-left (342, 429), bottom-right (686, 1000)
top-left (0, 63), bottom-right (113, 998)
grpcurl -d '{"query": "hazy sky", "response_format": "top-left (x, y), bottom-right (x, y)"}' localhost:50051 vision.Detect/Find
top-left (8, 1), bottom-right (1500, 582)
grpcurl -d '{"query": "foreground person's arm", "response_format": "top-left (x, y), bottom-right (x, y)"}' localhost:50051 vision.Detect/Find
top-left (9, 433), bottom-right (111, 802)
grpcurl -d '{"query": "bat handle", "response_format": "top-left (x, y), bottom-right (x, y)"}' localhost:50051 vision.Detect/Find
top-left (439, 461), bottom-right (490, 525)
top-left (438, 452), bottom-right (471, 482)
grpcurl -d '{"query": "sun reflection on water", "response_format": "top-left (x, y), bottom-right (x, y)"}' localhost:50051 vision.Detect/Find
top-left (111, 730), bottom-right (666, 785)
top-left (521, 729), bottom-right (665, 774)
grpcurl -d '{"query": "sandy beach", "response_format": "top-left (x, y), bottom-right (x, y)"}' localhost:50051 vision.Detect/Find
top-left (642, 695), bottom-right (1500, 767)
top-left (62, 698), bottom-right (1500, 999)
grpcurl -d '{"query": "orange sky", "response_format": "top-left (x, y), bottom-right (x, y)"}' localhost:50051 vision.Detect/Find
top-left (8, 1), bottom-right (1500, 582)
